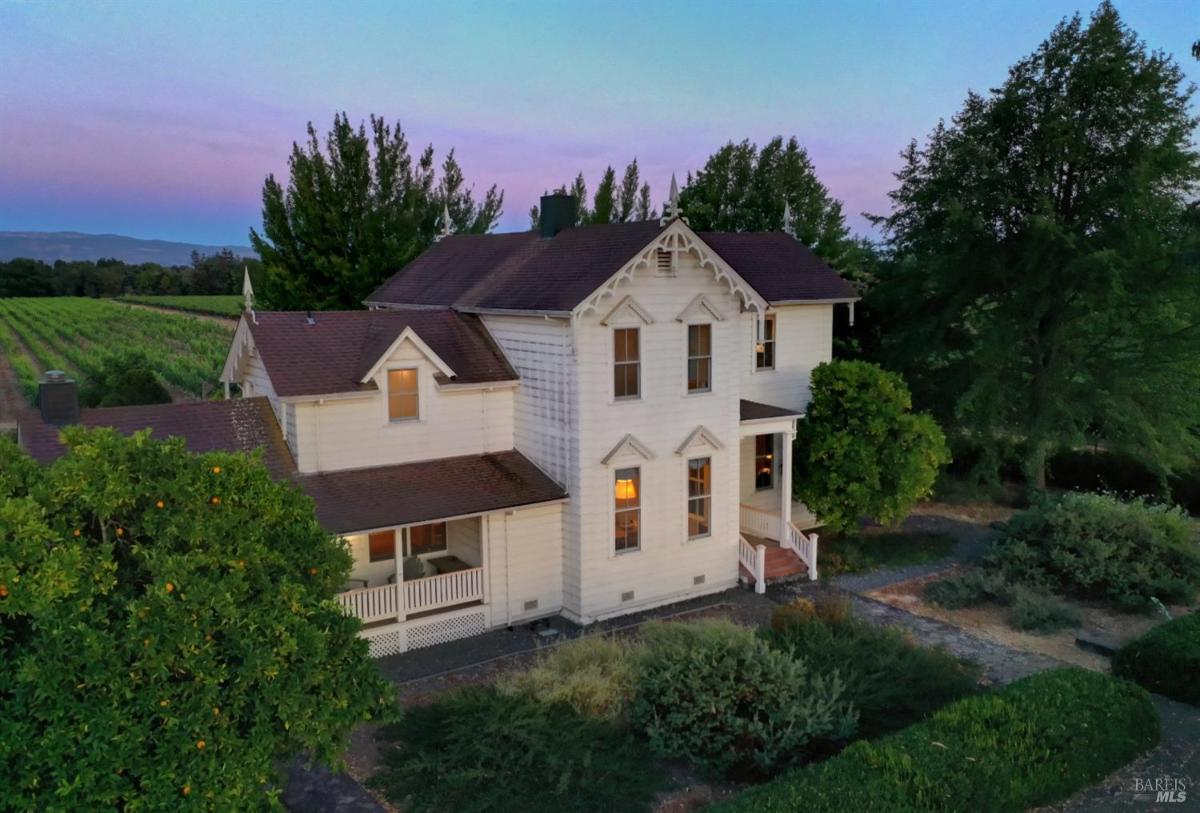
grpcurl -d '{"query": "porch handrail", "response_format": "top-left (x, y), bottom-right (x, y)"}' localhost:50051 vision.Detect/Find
top-left (336, 582), bottom-right (399, 624)
top-left (405, 566), bottom-right (484, 614)
top-left (738, 534), bottom-right (767, 595)
top-left (739, 503), bottom-right (781, 541)
top-left (785, 521), bottom-right (819, 581)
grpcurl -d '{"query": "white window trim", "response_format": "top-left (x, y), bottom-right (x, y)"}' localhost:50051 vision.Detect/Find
top-left (755, 312), bottom-right (777, 372)
top-left (684, 322), bottom-right (713, 396)
top-left (384, 366), bottom-right (422, 424)
top-left (686, 455), bottom-right (713, 542)
top-left (612, 325), bottom-right (642, 402)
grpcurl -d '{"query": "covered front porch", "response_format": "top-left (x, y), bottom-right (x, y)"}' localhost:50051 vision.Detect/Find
top-left (737, 400), bottom-right (820, 591)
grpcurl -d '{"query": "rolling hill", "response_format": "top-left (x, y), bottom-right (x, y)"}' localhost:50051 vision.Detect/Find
top-left (0, 231), bottom-right (256, 266)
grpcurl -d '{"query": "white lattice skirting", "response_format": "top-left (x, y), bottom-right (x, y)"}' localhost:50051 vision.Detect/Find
top-left (359, 607), bottom-right (490, 658)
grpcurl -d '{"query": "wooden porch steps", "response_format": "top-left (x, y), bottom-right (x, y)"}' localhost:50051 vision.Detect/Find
top-left (739, 533), bottom-right (809, 586)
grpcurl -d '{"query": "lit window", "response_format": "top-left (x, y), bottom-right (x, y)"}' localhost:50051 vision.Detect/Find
top-left (688, 457), bottom-right (711, 539)
top-left (687, 324), bottom-right (711, 392)
top-left (368, 530), bottom-right (396, 562)
top-left (755, 314), bottom-right (776, 370)
top-left (755, 434), bottom-right (775, 490)
top-left (407, 522), bottom-right (447, 556)
top-left (387, 368), bottom-right (419, 421)
top-left (614, 467), bottom-right (641, 553)
top-left (613, 327), bottom-right (640, 399)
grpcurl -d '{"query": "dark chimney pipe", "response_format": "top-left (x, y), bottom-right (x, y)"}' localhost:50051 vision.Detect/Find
top-left (539, 193), bottom-right (577, 238)
top-left (38, 370), bottom-right (79, 426)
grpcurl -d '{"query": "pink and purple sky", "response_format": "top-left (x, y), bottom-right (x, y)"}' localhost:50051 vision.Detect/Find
top-left (0, 0), bottom-right (1195, 246)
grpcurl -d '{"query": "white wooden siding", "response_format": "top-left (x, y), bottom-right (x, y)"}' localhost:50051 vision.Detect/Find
top-left (484, 503), bottom-right (564, 625)
top-left (741, 304), bottom-right (833, 413)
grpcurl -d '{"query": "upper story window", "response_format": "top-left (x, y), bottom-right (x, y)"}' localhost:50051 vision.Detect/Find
top-left (614, 327), bottom-right (640, 400)
top-left (755, 313), bottom-right (776, 370)
top-left (687, 457), bottom-right (711, 539)
top-left (614, 467), bottom-right (641, 553)
top-left (408, 522), bottom-right (447, 556)
top-left (755, 434), bottom-right (775, 490)
top-left (387, 368), bottom-right (419, 421)
top-left (687, 324), bottom-right (712, 393)
top-left (368, 529), bottom-right (396, 562)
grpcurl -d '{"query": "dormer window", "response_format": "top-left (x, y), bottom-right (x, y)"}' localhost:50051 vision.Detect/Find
top-left (387, 368), bottom-right (419, 421)
top-left (755, 313), bottom-right (776, 370)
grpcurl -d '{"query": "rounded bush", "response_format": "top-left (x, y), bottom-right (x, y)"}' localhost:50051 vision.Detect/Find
top-left (1113, 613), bottom-right (1200, 705)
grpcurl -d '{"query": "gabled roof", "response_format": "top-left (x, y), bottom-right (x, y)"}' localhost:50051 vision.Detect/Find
top-left (366, 221), bottom-right (856, 311)
top-left (740, 399), bottom-right (803, 422)
top-left (18, 397), bottom-right (296, 478)
top-left (244, 309), bottom-right (518, 398)
top-left (296, 451), bottom-right (567, 534)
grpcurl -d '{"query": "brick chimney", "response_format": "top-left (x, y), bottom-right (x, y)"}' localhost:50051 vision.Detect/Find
top-left (38, 370), bottom-right (79, 425)
top-left (539, 193), bottom-right (577, 238)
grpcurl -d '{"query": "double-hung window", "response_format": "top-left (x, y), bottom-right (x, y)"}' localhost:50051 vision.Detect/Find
top-left (687, 457), bottom-right (711, 539)
top-left (613, 327), bottom-right (640, 399)
top-left (755, 313), bottom-right (776, 370)
top-left (368, 530), bottom-right (396, 562)
top-left (614, 467), bottom-right (641, 553)
top-left (387, 368), bottom-right (419, 421)
top-left (687, 324), bottom-right (711, 393)
top-left (755, 434), bottom-right (775, 490)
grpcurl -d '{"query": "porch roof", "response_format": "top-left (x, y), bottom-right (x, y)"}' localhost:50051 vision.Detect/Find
top-left (296, 450), bottom-right (567, 534)
top-left (739, 399), bottom-right (802, 423)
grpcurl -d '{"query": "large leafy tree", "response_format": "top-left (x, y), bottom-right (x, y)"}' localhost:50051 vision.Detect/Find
top-left (869, 3), bottom-right (1200, 486)
top-left (793, 361), bottom-right (950, 533)
top-left (678, 136), bottom-right (853, 266)
top-left (0, 430), bottom-right (391, 810)
top-left (251, 113), bottom-right (503, 310)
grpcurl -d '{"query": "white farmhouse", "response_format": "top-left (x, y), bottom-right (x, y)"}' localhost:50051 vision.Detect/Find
top-left (19, 193), bottom-right (857, 657)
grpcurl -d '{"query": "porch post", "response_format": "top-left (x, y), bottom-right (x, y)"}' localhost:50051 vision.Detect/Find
top-left (395, 528), bottom-right (407, 623)
top-left (479, 515), bottom-right (491, 606)
top-left (780, 428), bottom-right (794, 532)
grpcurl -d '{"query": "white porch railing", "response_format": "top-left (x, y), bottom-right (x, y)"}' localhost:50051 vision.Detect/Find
top-left (738, 534), bottom-right (767, 594)
top-left (739, 503), bottom-right (782, 541)
top-left (785, 522), bottom-right (820, 581)
top-left (336, 582), bottom-right (400, 624)
top-left (405, 567), bottom-right (484, 614)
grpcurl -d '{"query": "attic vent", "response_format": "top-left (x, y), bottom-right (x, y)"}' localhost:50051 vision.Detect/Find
top-left (621, 590), bottom-right (635, 603)
top-left (693, 574), bottom-right (706, 586)
top-left (655, 248), bottom-right (674, 276)
top-left (523, 599), bottom-right (539, 612)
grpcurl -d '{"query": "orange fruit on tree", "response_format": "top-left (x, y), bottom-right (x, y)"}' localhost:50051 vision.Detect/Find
top-left (210, 496), bottom-right (221, 505)
top-left (182, 785), bottom-right (190, 796)
top-left (212, 466), bottom-right (221, 474)
top-left (0, 584), bottom-right (8, 598)
top-left (308, 567), bottom-right (318, 575)
top-left (196, 739), bottom-right (205, 750)
top-left (156, 500), bottom-right (165, 509)
top-left (73, 529), bottom-right (81, 537)
top-left (116, 527), bottom-right (124, 537)
top-left (166, 582), bottom-right (175, 593)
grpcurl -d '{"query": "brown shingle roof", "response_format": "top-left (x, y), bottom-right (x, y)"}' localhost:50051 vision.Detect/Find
top-left (246, 309), bottom-right (517, 397)
top-left (740, 399), bottom-right (803, 422)
top-left (366, 222), bottom-right (857, 311)
top-left (296, 451), bottom-right (567, 534)
top-left (18, 397), bottom-right (296, 478)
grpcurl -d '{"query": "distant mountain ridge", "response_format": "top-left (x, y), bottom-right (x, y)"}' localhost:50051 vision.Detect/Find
top-left (0, 231), bottom-right (257, 266)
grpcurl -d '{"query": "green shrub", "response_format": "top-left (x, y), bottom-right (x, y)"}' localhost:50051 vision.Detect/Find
top-left (713, 668), bottom-right (1160, 813)
top-left (819, 531), bottom-right (957, 577)
top-left (79, 349), bottom-right (173, 407)
top-left (1113, 612), bottom-right (1200, 705)
top-left (763, 612), bottom-right (980, 740)
top-left (497, 635), bottom-right (637, 720)
top-left (924, 567), bottom-right (1009, 608)
top-left (631, 620), bottom-right (855, 779)
top-left (992, 492), bottom-right (1200, 610)
top-left (371, 687), bottom-right (665, 813)
top-left (1006, 587), bottom-right (1082, 633)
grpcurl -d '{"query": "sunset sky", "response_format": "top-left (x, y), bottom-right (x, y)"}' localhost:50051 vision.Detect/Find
top-left (1, 0), bottom-right (1196, 246)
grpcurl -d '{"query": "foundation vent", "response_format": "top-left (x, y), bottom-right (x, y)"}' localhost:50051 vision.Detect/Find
top-left (621, 590), bottom-right (635, 603)
top-left (693, 574), bottom-right (706, 585)
top-left (523, 599), bottom-right (539, 612)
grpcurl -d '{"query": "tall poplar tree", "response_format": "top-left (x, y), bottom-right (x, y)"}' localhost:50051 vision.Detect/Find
top-left (870, 3), bottom-right (1200, 485)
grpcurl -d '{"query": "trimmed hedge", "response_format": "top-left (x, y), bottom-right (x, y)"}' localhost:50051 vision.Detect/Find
top-left (713, 668), bottom-right (1159, 813)
top-left (1113, 613), bottom-right (1200, 706)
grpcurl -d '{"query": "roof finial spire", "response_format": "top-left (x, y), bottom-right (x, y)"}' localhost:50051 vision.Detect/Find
top-left (660, 173), bottom-right (687, 226)
top-left (436, 198), bottom-right (452, 242)
top-left (782, 200), bottom-right (795, 237)
top-left (242, 265), bottom-right (257, 323)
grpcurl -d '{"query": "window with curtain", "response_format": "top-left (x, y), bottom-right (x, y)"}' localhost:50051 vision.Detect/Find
top-left (687, 324), bottom-right (711, 392)
top-left (687, 457), bottom-right (711, 539)
top-left (408, 522), bottom-right (447, 556)
top-left (755, 434), bottom-right (775, 490)
top-left (755, 313), bottom-right (776, 370)
top-left (613, 327), bottom-right (640, 399)
top-left (368, 529), bottom-right (396, 562)
top-left (614, 467), bottom-right (641, 553)
top-left (387, 368), bottom-right (419, 421)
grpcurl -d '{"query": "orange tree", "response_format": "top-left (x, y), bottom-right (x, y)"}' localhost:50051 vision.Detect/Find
top-left (0, 428), bottom-right (392, 811)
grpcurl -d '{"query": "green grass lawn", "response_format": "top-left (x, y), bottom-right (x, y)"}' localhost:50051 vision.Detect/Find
top-left (819, 531), bottom-right (957, 577)
top-left (119, 294), bottom-right (242, 317)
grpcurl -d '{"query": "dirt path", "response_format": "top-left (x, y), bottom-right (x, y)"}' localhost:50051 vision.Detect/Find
top-left (118, 300), bottom-right (238, 327)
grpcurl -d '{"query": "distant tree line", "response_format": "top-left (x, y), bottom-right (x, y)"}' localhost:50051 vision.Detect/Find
top-left (0, 249), bottom-right (262, 299)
